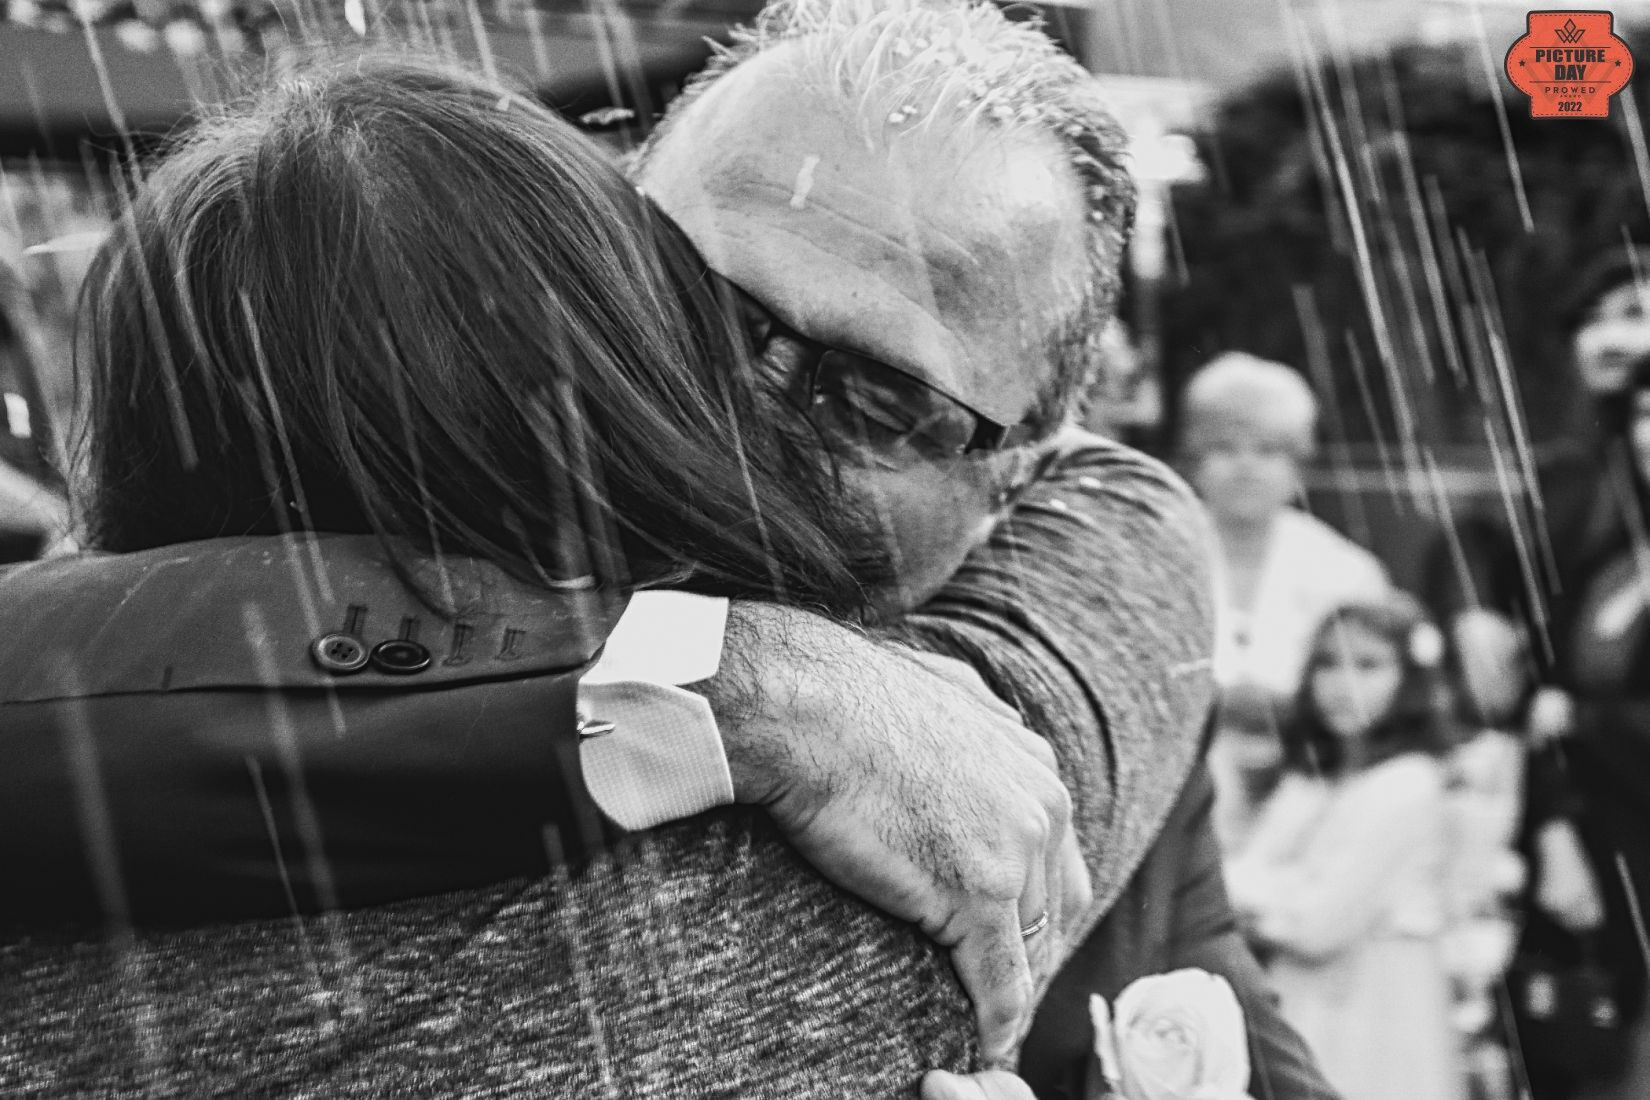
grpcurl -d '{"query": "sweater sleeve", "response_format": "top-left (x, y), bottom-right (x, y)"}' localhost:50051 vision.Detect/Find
top-left (906, 429), bottom-right (1219, 937)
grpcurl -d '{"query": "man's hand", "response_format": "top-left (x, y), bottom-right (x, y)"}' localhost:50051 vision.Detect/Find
top-left (702, 605), bottom-right (1089, 1066)
top-left (921, 1069), bottom-right (1038, 1100)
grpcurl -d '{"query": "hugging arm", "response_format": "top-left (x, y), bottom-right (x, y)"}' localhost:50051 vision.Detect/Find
top-left (903, 429), bottom-right (1219, 939)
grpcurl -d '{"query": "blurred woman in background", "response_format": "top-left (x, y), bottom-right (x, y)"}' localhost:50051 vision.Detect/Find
top-left (1178, 352), bottom-right (1389, 849)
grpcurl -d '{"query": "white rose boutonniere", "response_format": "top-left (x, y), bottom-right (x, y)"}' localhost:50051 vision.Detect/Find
top-left (1089, 969), bottom-right (1255, 1100)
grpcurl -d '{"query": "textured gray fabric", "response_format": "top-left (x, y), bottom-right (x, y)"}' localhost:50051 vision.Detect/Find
top-left (1, 434), bottom-right (1215, 1098)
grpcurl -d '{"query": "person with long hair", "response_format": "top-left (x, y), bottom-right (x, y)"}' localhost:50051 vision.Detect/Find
top-left (1226, 593), bottom-right (1463, 1100)
top-left (0, 40), bottom-right (1228, 1096)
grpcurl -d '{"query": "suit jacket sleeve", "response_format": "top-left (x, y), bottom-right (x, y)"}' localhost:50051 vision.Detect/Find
top-left (0, 535), bottom-right (622, 927)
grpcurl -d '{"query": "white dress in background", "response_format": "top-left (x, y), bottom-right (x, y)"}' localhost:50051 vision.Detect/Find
top-left (1226, 753), bottom-right (1466, 1100)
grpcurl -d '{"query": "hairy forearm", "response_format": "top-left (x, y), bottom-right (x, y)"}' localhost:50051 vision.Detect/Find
top-left (696, 602), bottom-right (859, 804)
top-left (696, 601), bottom-right (924, 805)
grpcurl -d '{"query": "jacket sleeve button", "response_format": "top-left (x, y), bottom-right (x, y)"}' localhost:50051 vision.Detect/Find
top-left (369, 639), bottom-right (433, 675)
top-left (311, 633), bottom-right (370, 674)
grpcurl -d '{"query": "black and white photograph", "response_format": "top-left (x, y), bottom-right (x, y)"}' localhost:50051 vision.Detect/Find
top-left (0, 2), bottom-right (1646, 1098)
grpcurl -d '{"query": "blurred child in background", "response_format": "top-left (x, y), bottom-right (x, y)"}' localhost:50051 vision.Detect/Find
top-left (1227, 592), bottom-right (1464, 1100)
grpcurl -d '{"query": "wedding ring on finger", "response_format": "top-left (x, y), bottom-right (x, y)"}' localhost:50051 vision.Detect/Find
top-left (1018, 908), bottom-right (1050, 939)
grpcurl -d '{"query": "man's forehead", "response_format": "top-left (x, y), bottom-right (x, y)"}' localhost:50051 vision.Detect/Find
top-left (640, 47), bottom-right (1088, 424)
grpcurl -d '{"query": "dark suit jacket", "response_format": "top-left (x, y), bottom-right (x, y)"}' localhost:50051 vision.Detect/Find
top-left (0, 534), bottom-right (623, 926)
top-left (1021, 764), bottom-right (1340, 1100)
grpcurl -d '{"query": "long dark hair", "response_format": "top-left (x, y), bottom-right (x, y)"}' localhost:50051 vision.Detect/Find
top-left (1283, 592), bottom-right (1453, 779)
top-left (79, 54), bottom-right (883, 613)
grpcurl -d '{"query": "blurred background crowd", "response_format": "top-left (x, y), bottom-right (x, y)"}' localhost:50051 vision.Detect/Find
top-left (2, 2), bottom-right (1649, 1099)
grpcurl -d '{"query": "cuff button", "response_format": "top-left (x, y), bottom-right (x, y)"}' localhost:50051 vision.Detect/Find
top-left (370, 639), bottom-right (433, 675)
top-left (311, 633), bottom-right (370, 674)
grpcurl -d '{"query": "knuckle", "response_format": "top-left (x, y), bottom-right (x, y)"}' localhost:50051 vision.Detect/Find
top-left (968, 858), bottom-right (1025, 901)
top-left (1042, 781), bottom-right (1072, 828)
top-left (1026, 735), bottom-right (1057, 768)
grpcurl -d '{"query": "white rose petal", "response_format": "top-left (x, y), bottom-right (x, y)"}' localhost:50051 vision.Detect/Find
top-left (1112, 969), bottom-right (1251, 1100)
top-left (1090, 994), bottom-right (1124, 1095)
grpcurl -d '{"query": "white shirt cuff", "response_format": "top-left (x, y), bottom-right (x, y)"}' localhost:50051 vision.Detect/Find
top-left (578, 592), bottom-right (734, 830)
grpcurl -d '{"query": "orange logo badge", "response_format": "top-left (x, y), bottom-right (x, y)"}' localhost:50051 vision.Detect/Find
top-left (1507, 11), bottom-right (1634, 118)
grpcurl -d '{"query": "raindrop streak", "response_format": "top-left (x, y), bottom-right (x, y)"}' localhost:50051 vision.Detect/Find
top-left (716, 380), bottom-right (789, 604)
top-left (57, 661), bottom-right (167, 1092)
top-left (1617, 852), bottom-right (1650, 974)
top-left (1295, 284), bottom-right (1373, 547)
top-left (241, 601), bottom-right (368, 1018)
top-left (1450, 232), bottom-right (1554, 594)
top-left (75, 15), bottom-right (138, 168)
top-left (1467, 1), bottom-right (1534, 233)
top-left (111, 177), bottom-right (199, 470)
top-left (1403, 156), bottom-right (1468, 390)
top-left (579, 106), bottom-right (637, 129)
top-left (245, 754), bottom-right (331, 1008)
top-left (1481, 409), bottom-right (1552, 667)
top-left (1298, 16), bottom-right (1424, 504)
top-left (465, 0), bottom-right (500, 84)
top-left (1421, 446), bottom-right (1482, 610)
top-left (1619, 91), bottom-right (1650, 227)
top-left (789, 154), bottom-right (821, 210)
top-left (1341, 336), bottom-right (1403, 508)
top-left (541, 836), bottom-right (622, 1100)
top-left (599, 0), bottom-right (656, 127)
top-left (1462, 243), bottom-right (1558, 594)
top-left (524, 2), bottom-right (553, 80)
top-left (381, 323), bottom-right (456, 612)
top-left (241, 292), bottom-right (336, 607)
top-left (1282, 15), bottom-right (1348, 255)
top-left (1374, 56), bottom-right (1439, 391)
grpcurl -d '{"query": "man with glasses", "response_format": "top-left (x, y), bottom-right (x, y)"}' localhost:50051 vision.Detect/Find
top-left (634, 3), bottom-right (1335, 1096)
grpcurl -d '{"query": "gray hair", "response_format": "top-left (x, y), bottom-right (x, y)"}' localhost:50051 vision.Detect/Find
top-left (637, 0), bottom-right (1137, 425)
top-left (1180, 352), bottom-right (1318, 459)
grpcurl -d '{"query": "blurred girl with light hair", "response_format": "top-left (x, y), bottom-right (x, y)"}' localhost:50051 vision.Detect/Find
top-left (1180, 351), bottom-right (1389, 848)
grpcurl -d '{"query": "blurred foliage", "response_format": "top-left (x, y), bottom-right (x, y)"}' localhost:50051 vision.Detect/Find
top-left (1161, 24), bottom-right (1650, 448)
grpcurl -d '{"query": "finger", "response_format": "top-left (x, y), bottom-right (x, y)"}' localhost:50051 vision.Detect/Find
top-left (1057, 821), bottom-right (1091, 933)
top-left (1019, 827), bottom-right (1051, 941)
top-left (950, 903), bottom-right (1035, 1066)
top-left (1040, 791), bottom-right (1067, 945)
top-left (921, 1070), bottom-right (1038, 1100)
top-left (1007, 725), bottom-right (1060, 776)
top-left (921, 1070), bottom-right (984, 1100)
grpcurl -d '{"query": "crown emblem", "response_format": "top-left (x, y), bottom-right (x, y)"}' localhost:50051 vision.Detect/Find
top-left (1555, 18), bottom-right (1586, 44)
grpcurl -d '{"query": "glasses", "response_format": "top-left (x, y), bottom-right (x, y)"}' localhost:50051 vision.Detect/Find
top-left (728, 283), bottom-right (1042, 458)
